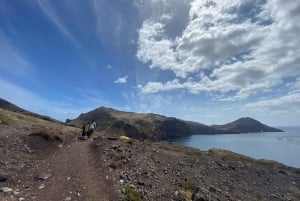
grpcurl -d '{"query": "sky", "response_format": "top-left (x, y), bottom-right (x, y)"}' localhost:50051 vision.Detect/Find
top-left (0, 0), bottom-right (300, 126)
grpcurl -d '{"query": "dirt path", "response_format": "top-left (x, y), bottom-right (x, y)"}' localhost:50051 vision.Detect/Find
top-left (24, 140), bottom-right (117, 201)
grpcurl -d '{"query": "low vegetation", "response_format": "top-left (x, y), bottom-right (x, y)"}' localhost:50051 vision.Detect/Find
top-left (0, 112), bottom-right (16, 126)
top-left (182, 180), bottom-right (196, 191)
top-left (124, 185), bottom-right (144, 201)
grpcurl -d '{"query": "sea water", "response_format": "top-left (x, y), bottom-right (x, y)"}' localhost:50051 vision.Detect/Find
top-left (167, 127), bottom-right (300, 168)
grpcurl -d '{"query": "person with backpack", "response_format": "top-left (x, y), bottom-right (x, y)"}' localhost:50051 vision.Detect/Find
top-left (80, 122), bottom-right (90, 140)
top-left (84, 122), bottom-right (90, 138)
top-left (88, 120), bottom-right (96, 140)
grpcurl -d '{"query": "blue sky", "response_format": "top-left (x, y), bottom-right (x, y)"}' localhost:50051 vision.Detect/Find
top-left (0, 0), bottom-right (300, 126)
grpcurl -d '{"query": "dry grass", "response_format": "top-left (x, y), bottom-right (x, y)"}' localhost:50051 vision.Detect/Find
top-left (0, 112), bottom-right (16, 125)
top-left (288, 185), bottom-right (300, 198)
top-left (109, 153), bottom-right (125, 169)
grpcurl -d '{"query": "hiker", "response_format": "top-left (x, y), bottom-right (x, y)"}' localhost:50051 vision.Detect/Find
top-left (84, 122), bottom-right (90, 138)
top-left (81, 123), bottom-right (86, 137)
top-left (87, 120), bottom-right (96, 140)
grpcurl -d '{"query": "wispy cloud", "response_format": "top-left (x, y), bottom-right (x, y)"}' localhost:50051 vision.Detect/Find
top-left (0, 31), bottom-right (34, 77)
top-left (114, 75), bottom-right (128, 84)
top-left (36, 0), bottom-right (82, 49)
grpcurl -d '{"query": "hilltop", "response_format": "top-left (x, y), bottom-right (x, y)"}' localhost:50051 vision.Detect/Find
top-left (212, 117), bottom-right (283, 133)
top-left (0, 107), bottom-right (299, 201)
top-left (67, 106), bottom-right (283, 141)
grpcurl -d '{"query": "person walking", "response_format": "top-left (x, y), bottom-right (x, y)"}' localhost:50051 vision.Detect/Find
top-left (88, 120), bottom-right (96, 140)
top-left (84, 122), bottom-right (90, 139)
top-left (81, 123), bottom-right (86, 137)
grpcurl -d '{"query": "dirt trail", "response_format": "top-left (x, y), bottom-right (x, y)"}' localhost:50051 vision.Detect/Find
top-left (26, 140), bottom-right (117, 201)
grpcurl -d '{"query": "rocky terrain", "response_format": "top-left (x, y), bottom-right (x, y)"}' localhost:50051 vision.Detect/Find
top-left (0, 106), bottom-right (299, 201)
top-left (67, 106), bottom-right (283, 141)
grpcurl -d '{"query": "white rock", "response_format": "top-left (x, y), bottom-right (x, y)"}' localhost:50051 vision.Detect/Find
top-left (19, 198), bottom-right (25, 201)
top-left (36, 172), bottom-right (51, 181)
top-left (0, 187), bottom-right (13, 193)
top-left (65, 196), bottom-right (72, 201)
top-left (13, 191), bottom-right (20, 195)
top-left (38, 184), bottom-right (45, 189)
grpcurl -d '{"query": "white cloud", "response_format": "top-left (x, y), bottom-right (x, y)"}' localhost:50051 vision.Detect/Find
top-left (114, 75), bottom-right (128, 84)
top-left (136, 0), bottom-right (300, 100)
top-left (244, 92), bottom-right (300, 114)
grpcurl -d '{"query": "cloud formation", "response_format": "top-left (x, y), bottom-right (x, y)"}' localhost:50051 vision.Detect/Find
top-left (136, 0), bottom-right (300, 101)
top-left (244, 92), bottom-right (300, 114)
top-left (36, 0), bottom-right (82, 49)
top-left (114, 75), bottom-right (128, 84)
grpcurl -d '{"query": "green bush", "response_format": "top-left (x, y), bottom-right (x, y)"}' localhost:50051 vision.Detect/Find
top-left (183, 181), bottom-right (196, 191)
top-left (124, 186), bottom-right (144, 201)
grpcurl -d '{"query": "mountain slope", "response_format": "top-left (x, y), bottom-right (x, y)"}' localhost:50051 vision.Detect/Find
top-left (184, 120), bottom-right (237, 134)
top-left (0, 98), bottom-right (283, 140)
top-left (212, 117), bottom-right (283, 133)
top-left (67, 107), bottom-right (283, 141)
top-left (0, 98), bottom-right (60, 123)
top-left (67, 107), bottom-right (192, 141)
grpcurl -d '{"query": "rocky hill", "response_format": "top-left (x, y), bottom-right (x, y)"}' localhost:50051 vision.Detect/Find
top-left (67, 107), bottom-right (192, 141)
top-left (67, 107), bottom-right (283, 140)
top-left (0, 98), bottom-right (60, 123)
top-left (212, 117), bottom-right (283, 133)
top-left (0, 108), bottom-right (299, 201)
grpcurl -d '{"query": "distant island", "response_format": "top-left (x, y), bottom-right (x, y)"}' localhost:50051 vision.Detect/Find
top-left (0, 98), bottom-right (283, 141)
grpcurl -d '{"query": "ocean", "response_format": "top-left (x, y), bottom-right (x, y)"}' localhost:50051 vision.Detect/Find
top-left (167, 127), bottom-right (300, 168)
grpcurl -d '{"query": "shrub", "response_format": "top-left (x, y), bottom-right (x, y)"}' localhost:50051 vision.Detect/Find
top-left (124, 186), bottom-right (144, 201)
top-left (109, 160), bottom-right (123, 169)
top-left (183, 181), bottom-right (196, 191)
